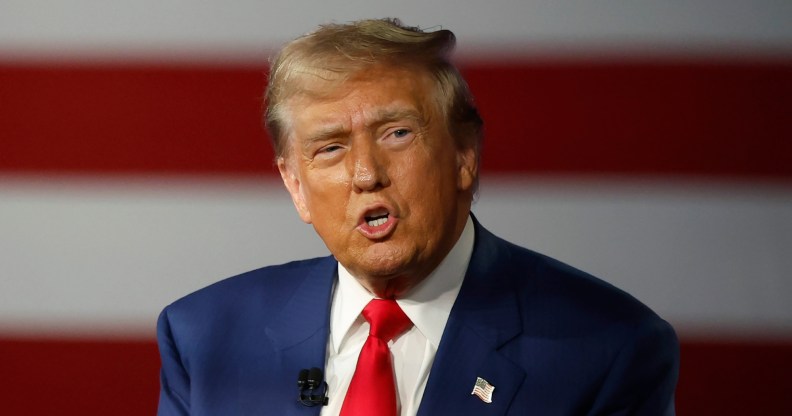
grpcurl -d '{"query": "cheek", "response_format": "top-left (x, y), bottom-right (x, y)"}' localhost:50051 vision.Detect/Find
top-left (302, 170), bottom-right (353, 220)
top-left (394, 154), bottom-right (457, 211)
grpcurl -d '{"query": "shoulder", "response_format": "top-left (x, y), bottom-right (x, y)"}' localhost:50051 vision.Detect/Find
top-left (158, 256), bottom-right (336, 337)
top-left (473, 224), bottom-right (679, 402)
top-left (474, 222), bottom-right (674, 340)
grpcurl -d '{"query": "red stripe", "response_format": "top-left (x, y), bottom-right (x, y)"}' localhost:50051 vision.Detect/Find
top-left (468, 60), bottom-right (792, 179)
top-left (1, 337), bottom-right (790, 415)
top-left (0, 64), bottom-right (271, 175)
top-left (0, 337), bottom-right (159, 415)
top-left (676, 339), bottom-right (792, 414)
top-left (1, 59), bottom-right (791, 178)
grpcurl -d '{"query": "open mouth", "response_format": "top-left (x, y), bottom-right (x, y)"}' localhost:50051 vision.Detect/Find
top-left (358, 206), bottom-right (397, 239)
top-left (364, 210), bottom-right (390, 227)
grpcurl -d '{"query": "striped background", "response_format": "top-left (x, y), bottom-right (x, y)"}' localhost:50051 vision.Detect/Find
top-left (2, 1), bottom-right (791, 414)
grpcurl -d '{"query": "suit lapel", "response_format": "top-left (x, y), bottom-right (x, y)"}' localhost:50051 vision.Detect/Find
top-left (265, 257), bottom-right (337, 354)
top-left (263, 257), bottom-right (337, 416)
top-left (418, 221), bottom-right (526, 416)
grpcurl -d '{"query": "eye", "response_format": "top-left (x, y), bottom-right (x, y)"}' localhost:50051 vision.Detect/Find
top-left (318, 144), bottom-right (343, 154)
top-left (311, 143), bottom-right (346, 164)
top-left (381, 127), bottom-right (416, 150)
top-left (392, 128), bottom-right (411, 138)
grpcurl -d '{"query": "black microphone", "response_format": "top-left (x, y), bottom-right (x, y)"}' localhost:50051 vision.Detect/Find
top-left (297, 367), bottom-right (328, 406)
top-left (297, 369), bottom-right (309, 389)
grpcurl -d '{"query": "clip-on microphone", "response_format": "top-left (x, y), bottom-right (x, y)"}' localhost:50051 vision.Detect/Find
top-left (297, 367), bottom-right (329, 407)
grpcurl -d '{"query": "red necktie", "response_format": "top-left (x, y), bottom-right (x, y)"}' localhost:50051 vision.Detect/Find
top-left (340, 299), bottom-right (413, 416)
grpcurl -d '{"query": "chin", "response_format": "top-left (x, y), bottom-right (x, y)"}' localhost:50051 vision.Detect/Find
top-left (354, 244), bottom-right (416, 278)
top-left (357, 258), bottom-right (409, 279)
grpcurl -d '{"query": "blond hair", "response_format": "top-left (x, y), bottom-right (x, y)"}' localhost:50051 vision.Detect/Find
top-left (264, 18), bottom-right (483, 160)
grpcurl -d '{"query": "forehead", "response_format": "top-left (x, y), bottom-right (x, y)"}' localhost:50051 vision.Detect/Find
top-left (287, 66), bottom-right (436, 130)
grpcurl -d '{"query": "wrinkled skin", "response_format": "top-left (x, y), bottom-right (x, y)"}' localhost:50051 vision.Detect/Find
top-left (278, 65), bottom-right (476, 298)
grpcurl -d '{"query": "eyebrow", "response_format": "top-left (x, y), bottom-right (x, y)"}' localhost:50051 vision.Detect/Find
top-left (367, 107), bottom-right (425, 128)
top-left (300, 105), bottom-right (426, 150)
top-left (302, 123), bottom-right (348, 150)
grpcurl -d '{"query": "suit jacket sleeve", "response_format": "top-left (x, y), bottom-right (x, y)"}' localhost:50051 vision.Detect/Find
top-left (157, 307), bottom-right (191, 416)
top-left (587, 317), bottom-right (680, 416)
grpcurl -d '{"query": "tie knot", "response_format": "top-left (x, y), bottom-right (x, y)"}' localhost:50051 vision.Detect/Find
top-left (362, 299), bottom-right (412, 342)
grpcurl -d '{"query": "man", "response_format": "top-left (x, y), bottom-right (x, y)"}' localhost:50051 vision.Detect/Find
top-left (157, 18), bottom-right (679, 415)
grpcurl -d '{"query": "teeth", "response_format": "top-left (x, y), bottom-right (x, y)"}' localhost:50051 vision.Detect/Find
top-left (367, 217), bottom-right (388, 227)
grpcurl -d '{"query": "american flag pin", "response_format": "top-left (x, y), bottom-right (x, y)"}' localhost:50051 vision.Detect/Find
top-left (471, 376), bottom-right (495, 403)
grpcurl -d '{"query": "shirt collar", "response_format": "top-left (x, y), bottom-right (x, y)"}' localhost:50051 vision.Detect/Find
top-left (331, 216), bottom-right (475, 352)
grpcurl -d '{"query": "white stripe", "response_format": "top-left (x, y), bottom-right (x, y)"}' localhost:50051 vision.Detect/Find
top-left (1, 175), bottom-right (791, 338)
top-left (475, 177), bottom-right (792, 338)
top-left (1, 1), bottom-right (791, 61)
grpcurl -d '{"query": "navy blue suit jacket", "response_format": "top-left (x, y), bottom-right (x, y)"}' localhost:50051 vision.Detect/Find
top-left (157, 220), bottom-right (679, 415)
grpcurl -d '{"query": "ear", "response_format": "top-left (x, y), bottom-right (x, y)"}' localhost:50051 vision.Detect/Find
top-left (278, 157), bottom-right (312, 224)
top-left (456, 146), bottom-right (478, 192)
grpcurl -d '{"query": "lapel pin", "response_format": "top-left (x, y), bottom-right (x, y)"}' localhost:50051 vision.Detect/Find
top-left (471, 376), bottom-right (495, 403)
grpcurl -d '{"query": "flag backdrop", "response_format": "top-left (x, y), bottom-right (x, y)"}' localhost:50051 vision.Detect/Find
top-left (1, 1), bottom-right (791, 414)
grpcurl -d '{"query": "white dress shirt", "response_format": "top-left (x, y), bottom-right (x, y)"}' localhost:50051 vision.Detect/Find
top-left (320, 216), bottom-right (475, 416)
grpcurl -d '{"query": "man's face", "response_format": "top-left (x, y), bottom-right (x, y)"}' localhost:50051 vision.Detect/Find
top-left (278, 65), bottom-right (476, 297)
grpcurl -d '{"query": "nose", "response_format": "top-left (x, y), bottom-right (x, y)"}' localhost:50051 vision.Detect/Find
top-left (350, 140), bottom-right (389, 192)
